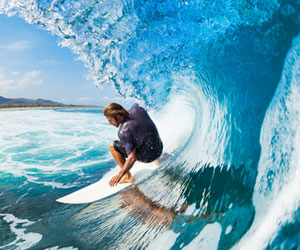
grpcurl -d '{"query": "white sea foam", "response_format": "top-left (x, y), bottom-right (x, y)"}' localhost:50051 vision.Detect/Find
top-left (0, 109), bottom-right (115, 189)
top-left (156, 73), bottom-right (231, 169)
top-left (146, 231), bottom-right (179, 250)
top-left (233, 174), bottom-right (300, 250)
top-left (225, 225), bottom-right (232, 235)
top-left (182, 222), bottom-right (222, 250)
top-left (0, 213), bottom-right (42, 250)
top-left (45, 246), bottom-right (79, 250)
top-left (147, 222), bottom-right (222, 250)
top-left (150, 90), bottom-right (195, 155)
top-left (184, 203), bottom-right (197, 216)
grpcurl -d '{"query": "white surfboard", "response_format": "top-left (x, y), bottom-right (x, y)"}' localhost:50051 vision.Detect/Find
top-left (56, 161), bottom-right (158, 204)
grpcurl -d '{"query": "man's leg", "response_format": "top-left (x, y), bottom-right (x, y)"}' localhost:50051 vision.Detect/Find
top-left (109, 142), bottom-right (134, 183)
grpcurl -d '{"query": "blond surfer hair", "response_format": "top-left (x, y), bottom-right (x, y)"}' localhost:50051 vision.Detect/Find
top-left (103, 103), bottom-right (129, 118)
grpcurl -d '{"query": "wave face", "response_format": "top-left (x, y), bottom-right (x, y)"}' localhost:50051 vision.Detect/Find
top-left (1, 0), bottom-right (300, 249)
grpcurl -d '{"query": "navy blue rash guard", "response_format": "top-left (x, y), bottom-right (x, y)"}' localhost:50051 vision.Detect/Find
top-left (113, 104), bottom-right (163, 163)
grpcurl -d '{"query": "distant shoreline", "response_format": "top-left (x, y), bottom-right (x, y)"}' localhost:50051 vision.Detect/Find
top-left (0, 104), bottom-right (102, 110)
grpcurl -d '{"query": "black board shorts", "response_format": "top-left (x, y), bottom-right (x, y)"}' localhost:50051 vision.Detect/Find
top-left (113, 135), bottom-right (163, 163)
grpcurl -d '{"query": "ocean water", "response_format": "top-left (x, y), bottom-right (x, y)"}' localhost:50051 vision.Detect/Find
top-left (1, 0), bottom-right (300, 249)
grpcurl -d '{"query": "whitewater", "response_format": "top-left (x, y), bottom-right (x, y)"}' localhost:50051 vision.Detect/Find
top-left (1, 0), bottom-right (300, 249)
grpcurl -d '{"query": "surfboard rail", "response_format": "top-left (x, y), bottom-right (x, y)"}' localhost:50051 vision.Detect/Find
top-left (56, 161), bottom-right (158, 204)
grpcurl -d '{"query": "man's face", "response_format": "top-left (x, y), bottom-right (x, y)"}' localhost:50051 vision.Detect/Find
top-left (105, 115), bottom-right (119, 127)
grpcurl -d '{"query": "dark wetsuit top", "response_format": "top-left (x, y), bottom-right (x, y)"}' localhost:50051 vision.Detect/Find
top-left (113, 104), bottom-right (163, 163)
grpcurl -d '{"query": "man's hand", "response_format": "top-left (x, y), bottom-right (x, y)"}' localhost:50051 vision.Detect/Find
top-left (109, 174), bottom-right (122, 187)
top-left (109, 149), bottom-right (137, 187)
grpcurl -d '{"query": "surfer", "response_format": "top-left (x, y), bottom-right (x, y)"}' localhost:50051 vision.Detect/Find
top-left (104, 103), bottom-right (163, 186)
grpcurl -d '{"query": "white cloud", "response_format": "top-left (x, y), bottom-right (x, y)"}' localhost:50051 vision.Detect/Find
top-left (113, 96), bottom-right (123, 101)
top-left (19, 71), bottom-right (43, 87)
top-left (0, 69), bottom-right (43, 95)
top-left (77, 97), bottom-right (92, 102)
top-left (40, 59), bottom-right (64, 65)
top-left (0, 69), bottom-right (14, 91)
top-left (0, 40), bottom-right (33, 51)
top-left (100, 96), bottom-right (122, 102)
top-left (11, 71), bottom-right (20, 76)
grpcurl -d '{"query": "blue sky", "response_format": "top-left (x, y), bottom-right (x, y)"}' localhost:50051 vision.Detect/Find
top-left (0, 14), bottom-right (123, 106)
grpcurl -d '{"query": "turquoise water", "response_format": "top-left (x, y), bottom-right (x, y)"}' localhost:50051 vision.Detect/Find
top-left (1, 0), bottom-right (300, 249)
top-left (0, 108), bottom-right (116, 249)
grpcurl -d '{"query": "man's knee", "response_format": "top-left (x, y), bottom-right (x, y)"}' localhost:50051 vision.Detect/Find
top-left (109, 141), bottom-right (115, 151)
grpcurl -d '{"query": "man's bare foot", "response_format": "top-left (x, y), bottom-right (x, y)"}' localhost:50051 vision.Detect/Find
top-left (119, 174), bottom-right (134, 184)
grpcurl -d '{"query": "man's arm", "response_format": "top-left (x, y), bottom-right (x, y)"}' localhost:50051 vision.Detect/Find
top-left (109, 149), bottom-right (137, 186)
